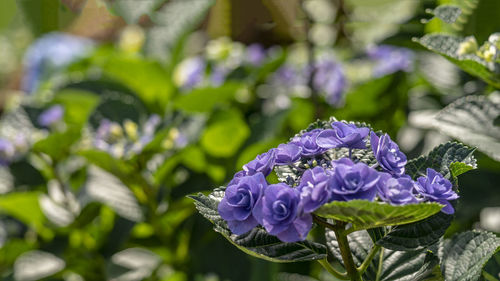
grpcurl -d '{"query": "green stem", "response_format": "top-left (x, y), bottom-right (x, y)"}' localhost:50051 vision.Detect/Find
top-left (375, 247), bottom-right (385, 281)
top-left (357, 244), bottom-right (381, 275)
top-left (334, 227), bottom-right (363, 281)
top-left (318, 259), bottom-right (349, 280)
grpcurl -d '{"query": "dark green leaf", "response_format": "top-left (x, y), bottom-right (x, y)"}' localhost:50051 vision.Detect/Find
top-left (405, 141), bottom-right (476, 180)
top-left (326, 230), bottom-right (437, 281)
top-left (433, 95), bottom-right (500, 162)
top-left (315, 200), bottom-right (443, 232)
top-left (377, 212), bottom-right (452, 251)
top-left (189, 191), bottom-right (327, 263)
top-left (439, 231), bottom-right (500, 281)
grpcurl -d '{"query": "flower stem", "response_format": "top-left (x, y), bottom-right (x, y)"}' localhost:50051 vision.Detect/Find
top-left (357, 244), bottom-right (381, 275)
top-left (318, 259), bottom-right (349, 280)
top-left (334, 227), bottom-right (363, 281)
top-left (375, 248), bottom-right (385, 281)
top-left (349, 148), bottom-right (353, 160)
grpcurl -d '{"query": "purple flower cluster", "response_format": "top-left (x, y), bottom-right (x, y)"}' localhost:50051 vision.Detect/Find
top-left (219, 121), bottom-right (459, 242)
top-left (367, 45), bottom-right (414, 77)
top-left (38, 105), bottom-right (64, 127)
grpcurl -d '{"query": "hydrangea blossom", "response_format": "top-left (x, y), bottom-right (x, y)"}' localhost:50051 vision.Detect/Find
top-left (415, 168), bottom-right (459, 214)
top-left (298, 166), bottom-right (333, 213)
top-left (253, 183), bottom-right (312, 242)
top-left (38, 105), bottom-right (64, 127)
top-left (370, 132), bottom-right (407, 176)
top-left (243, 149), bottom-right (276, 176)
top-left (377, 173), bottom-right (419, 205)
top-left (329, 158), bottom-right (379, 201)
top-left (173, 56), bottom-right (206, 89)
top-left (290, 129), bottom-right (325, 157)
top-left (217, 120), bottom-right (460, 243)
top-left (218, 173), bottom-right (267, 235)
top-left (22, 32), bottom-right (93, 93)
top-left (317, 122), bottom-right (370, 149)
top-left (274, 143), bottom-right (302, 165)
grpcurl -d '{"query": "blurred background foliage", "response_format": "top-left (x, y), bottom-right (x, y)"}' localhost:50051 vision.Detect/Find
top-left (0, 0), bottom-right (499, 280)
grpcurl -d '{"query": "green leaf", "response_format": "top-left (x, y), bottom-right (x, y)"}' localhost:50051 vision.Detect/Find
top-left (315, 200), bottom-right (443, 232)
top-left (101, 57), bottom-right (173, 113)
top-left (17, 0), bottom-right (75, 35)
top-left (416, 34), bottom-right (500, 88)
top-left (189, 191), bottom-right (327, 263)
top-left (200, 109), bottom-right (250, 157)
top-left (146, 0), bottom-right (216, 59)
top-left (52, 89), bottom-right (100, 127)
top-left (0, 192), bottom-right (45, 230)
top-left (173, 83), bottom-right (245, 113)
top-left (326, 230), bottom-right (438, 281)
top-left (449, 162), bottom-right (474, 178)
top-left (79, 149), bottom-right (134, 178)
top-left (377, 212), bottom-right (453, 251)
top-left (433, 95), bottom-right (500, 162)
top-left (0, 0), bottom-right (16, 31)
top-left (405, 141), bottom-right (476, 180)
top-left (427, 5), bottom-right (462, 23)
top-left (439, 231), bottom-right (500, 281)
top-left (32, 128), bottom-right (82, 160)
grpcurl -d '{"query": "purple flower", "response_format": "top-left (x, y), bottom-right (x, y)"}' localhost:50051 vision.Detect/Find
top-left (228, 170), bottom-right (247, 186)
top-left (377, 173), bottom-right (419, 205)
top-left (367, 45), bottom-right (414, 77)
top-left (313, 60), bottom-right (346, 107)
top-left (218, 173), bottom-right (267, 235)
top-left (246, 44), bottom-right (266, 66)
top-left (253, 183), bottom-right (312, 242)
top-left (210, 66), bottom-right (228, 86)
top-left (317, 122), bottom-right (370, 149)
top-left (243, 149), bottom-right (276, 177)
top-left (415, 168), bottom-right (459, 215)
top-left (274, 143), bottom-right (302, 165)
top-left (370, 132), bottom-right (407, 176)
top-left (290, 129), bottom-right (326, 157)
top-left (0, 138), bottom-right (15, 166)
top-left (38, 105), bottom-right (64, 127)
top-left (22, 32), bottom-right (93, 93)
top-left (175, 56), bottom-right (206, 89)
top-left (330, 158), bottom-right (379, 201)
top-left (298, 166), bottom-right (333, 213)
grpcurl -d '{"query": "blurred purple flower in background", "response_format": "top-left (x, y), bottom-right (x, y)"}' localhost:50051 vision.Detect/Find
top-left (38, 105), bottom-right (64, 127)
top-left (174, 56), bottom-right (206, 89)
top-left (367, 45), bottom-right (414, 77)
top-left (22, 32), bottom-right (93, 93)
top-left (210, 66), bottom-right (229, 86)
top-left (0, 138), bottom-right (15, 166)
top-left (245, 44), bottom-right (266, 66)
top-left (313, 60), bottom-right (346, 106)
top-left (415, 168), bottom-right (459, 214)
top-left (253, 183), bottom-right (312, 242)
